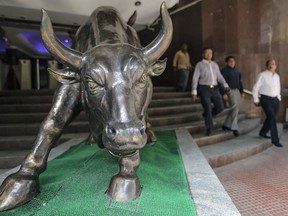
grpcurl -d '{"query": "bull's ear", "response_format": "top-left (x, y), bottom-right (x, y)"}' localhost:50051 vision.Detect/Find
top-left (148, 58), bottom-right (167, 77)
top-left (48, 68), bottom-right (81, 84)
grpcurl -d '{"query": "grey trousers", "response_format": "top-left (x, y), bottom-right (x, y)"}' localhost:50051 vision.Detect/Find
top-left (223, 89), bottom-right (241, 130)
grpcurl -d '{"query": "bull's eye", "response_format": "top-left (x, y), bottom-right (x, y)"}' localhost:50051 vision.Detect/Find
top-left (87, 81), bottom-right (103, 95)
top-left (140, 74), bottom-right (147, 82)
top-left (137, 73), bottom-right (148, 89)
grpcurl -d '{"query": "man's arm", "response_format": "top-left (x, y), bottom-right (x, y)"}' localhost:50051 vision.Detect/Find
top-left (191, 62), bottom-right (201, 96)
top-left (277, 75), bottom-right (281, 101)
top-left (239, 72), bottom-right (244, 94)
top-left (216, 66), bottom-right (229, 88)
top-left (187, 53), bottom-right (192, 69)
top-left (172, 52), bottom-right (178, 70)
top-left (252, 73), bottom-right (263, 105)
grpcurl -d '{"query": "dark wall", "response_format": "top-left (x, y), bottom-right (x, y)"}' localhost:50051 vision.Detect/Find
top-left (138, 2), bottom-right (203, 88)
top-left (200, 0), bottom-right (288, 121)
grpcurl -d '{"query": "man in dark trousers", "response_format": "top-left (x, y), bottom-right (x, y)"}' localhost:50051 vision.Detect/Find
top-left (252, 59), bottom-right (282, 147)
top-left (173, 43), bottom-right (192, 91)
top-left (221, 56), bottom-right (244, 137)
top-left (192, 47), bottom-right (229, 136)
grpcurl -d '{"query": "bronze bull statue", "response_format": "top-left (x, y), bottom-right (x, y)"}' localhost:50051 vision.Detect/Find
top-left (0, 2), bottom-right (173, 211)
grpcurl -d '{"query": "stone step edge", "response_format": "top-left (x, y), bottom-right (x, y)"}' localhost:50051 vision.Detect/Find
top-left (176, 129), bottom-right (241, 216)
top-left (0, 133), bottom-right (89, 142)
top-left (202, 124), bottom-right (283, 168)
top-left (154, 113), bottom-right (246, 131)
top-left (0, 112), bottom-right (245, 130)
top-left (0, 86), bottom-right (177, 96)
top-left (194, 118), bottom-right (261, 147)
top-left (0, 104), bottom-right (202, 116)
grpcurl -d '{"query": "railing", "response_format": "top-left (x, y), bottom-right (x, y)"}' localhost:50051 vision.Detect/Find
top-left (243, 89), bottom-right (253, 96)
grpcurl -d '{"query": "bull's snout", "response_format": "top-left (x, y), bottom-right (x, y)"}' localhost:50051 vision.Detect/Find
top-left (104, 121), bottom-right (147, 151)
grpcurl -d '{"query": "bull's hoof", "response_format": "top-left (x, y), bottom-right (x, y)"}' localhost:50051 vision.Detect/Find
top-left (0, 173), bottom-right (40, 211)
top-left (107, 174), bottom-right (141, 202)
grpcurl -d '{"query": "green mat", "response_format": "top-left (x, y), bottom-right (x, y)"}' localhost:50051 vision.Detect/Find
top-left (3, 131), bottom-right (196, 216)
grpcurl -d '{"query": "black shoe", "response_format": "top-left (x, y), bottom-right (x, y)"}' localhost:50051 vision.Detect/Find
top-left (259, 134), bottom-right (271, 139)
top-left (222, 126), bottom-right (231, 131)
top-left (233, 130), bottom-right (239, 137)
top-left (206, 129), bottom-right (212, 136)
top-left (272, 142), bottom-right (283, 148)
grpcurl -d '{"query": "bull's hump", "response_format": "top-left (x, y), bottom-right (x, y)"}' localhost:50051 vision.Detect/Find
top-left (91, 7), bottom-right (129, 44)
top-left (75, 6), bottom-right (140, 52)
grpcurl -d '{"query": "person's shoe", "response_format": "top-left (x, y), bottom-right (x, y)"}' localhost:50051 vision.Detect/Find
top-left (259, 134), bottom-right (271, 139)
top-left (233, 130), bottom-right (239, 137)
top-left (222, 126), bottom-right (231, 131)
top-left (272, 142), bottom-right (283, 147)
top-left (206, 129), bottom-right (212, 136)
top-left (202, 112), bottom-right (206, 118)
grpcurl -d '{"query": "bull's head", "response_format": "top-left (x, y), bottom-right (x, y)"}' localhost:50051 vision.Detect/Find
top-left (40, 3), bottom-right (173, 156)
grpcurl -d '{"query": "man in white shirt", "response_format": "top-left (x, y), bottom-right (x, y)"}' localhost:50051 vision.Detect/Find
top-left (192, 48), bottom-right (229, 135)
top-left (252, 59), bottom-right (282, 147)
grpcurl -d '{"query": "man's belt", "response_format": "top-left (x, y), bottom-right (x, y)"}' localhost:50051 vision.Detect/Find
top-left (209, 84), bottom-right (216, 88)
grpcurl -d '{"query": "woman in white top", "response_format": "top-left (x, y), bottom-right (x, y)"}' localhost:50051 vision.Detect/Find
top-left (252, 59), bottom-right (282, 147)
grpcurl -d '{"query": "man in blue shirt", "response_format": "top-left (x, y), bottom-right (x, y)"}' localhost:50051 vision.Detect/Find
top-left (221, 56), bottom-right (244, 137)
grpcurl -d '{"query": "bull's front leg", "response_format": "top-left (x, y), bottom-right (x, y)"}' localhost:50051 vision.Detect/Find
top-left (0, 84), bottom-right (82, 211)
top-left (107, 151), bottom-right (141, 202)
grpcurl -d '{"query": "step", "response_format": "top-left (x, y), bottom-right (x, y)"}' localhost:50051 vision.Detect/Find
top-left (152, 92), bottom-right (190, 99)
top-left (0, 133), bottom-right (89, 151)
top-left (150, 112), bottom-right (204, 127)
top-left (0, 87), bottom-right (177, 97)
top-left (0, 102), bottom-right (200, 116)
top-left (148, 104), bottom-right (202, 116)
top-left (0, 89), bottom-right (55, 97)
top-left (0, 93), bottom-right (191, 106)
top-left (0, 96), bottom-right (54, 104)
top-left (187, 113), bottom-right (246, 134)
top-left (0, 122), bottom-right (90, 136)
top-left (0, 104), bottom-right (52, 114)
top-left (194, 118), bottom-right (261, 147)
top-left (0, 150), bottom-right (30, 169)
top-left (149, 98), bottom-right (195, 107)
top-left (153, 86), bottom-right (177, 92)
top-left (153, 113), bottom-right (246, 133)
top-left (0, 88), bottom-right (183, 105)
top-left (200, 123), bottom-right (283, 168)
top-left (0, 112), bottom-right (88, 124)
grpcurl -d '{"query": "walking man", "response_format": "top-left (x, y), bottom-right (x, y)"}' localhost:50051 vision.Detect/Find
top-left (252, 59), bottom-right (282, 147)
top-left (192, 48), bottom-right (229, 136)
top-left (221, 56), bottom-right (244, 137)
top-left (173, 43), bottom-right (192, 91)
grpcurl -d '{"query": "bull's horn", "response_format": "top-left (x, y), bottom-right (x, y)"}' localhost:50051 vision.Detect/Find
top-left (40, 9), bottom-right (83, 71)
top-left (127, 10), bottom-right (137, 26)
top-left (142, 2), bottom-right (173, 63)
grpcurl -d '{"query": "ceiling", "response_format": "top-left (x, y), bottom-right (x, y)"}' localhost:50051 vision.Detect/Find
top-left (0, 0), bottom-right (179, 58)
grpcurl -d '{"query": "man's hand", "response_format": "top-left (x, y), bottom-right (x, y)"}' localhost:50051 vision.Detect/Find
top-left (225, 87), bottom-right (231, 93)
top-left (192, 94), bottom-right (197, 102)
top-left (222, 94), bottom-right (228, 101)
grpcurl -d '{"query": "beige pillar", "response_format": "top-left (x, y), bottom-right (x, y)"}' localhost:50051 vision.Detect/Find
top-left (20, 59), bottom-right (31, 90)
top-left (47, 60), bottom-right (58, 89)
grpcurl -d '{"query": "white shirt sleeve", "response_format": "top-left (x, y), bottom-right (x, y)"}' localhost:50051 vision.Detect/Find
top-left (192, 63), bottom-right (200, 95)
top-left (277, 75), bottom-right (281, 101)
top-left (252, 73), bottom-right (263, 103)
